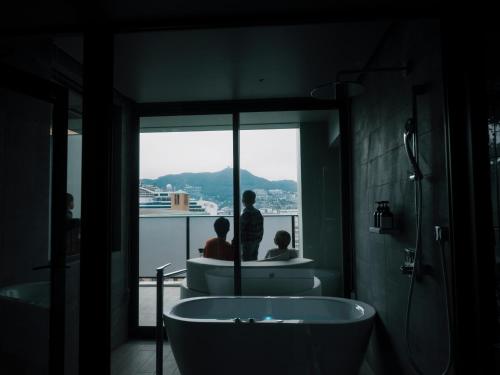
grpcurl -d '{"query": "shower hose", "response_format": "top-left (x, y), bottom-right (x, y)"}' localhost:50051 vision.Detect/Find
top-left (405, 178), bottom-right (453, 375)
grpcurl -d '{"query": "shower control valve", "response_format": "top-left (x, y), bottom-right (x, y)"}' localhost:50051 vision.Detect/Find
top-left (400, 248), bottom-right (433, 278)
top-left (400, 264), bottom-right (414, 276)
top-left (400, 248), bottom-right (416, 277)
top-left (404, 248), bottom-right (416, 262)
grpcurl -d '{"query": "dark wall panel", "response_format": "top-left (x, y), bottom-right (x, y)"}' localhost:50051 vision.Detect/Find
top-left (351, 20), bottom-right (449, 374)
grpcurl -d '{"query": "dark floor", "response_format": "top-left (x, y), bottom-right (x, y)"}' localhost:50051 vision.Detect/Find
top-left (111, 339), bottom-right (373, 375)
top-left (111, 340), bottom-right (180, 375)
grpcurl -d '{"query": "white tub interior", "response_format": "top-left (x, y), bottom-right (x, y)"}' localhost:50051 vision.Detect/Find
top-left (169, 297), bottom-right (373, 322)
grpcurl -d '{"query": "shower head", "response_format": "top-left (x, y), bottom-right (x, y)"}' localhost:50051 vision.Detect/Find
top-left (310, 81), bottom-right (365, 100)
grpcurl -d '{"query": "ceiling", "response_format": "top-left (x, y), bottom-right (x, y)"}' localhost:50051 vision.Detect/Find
top-left (0, 1), bottom-right (438, 33)
top-left (139, 110), bottom-right (336, 132)
top-left (55, 21), bottom-right (390, 103)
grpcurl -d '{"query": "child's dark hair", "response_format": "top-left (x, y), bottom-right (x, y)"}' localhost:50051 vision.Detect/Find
top-left (274, 230), bottom-right (291, 249)
top-left (242, 190), bottom-right (256, 204)
top-left (214, 217), bottom-right (230, 237)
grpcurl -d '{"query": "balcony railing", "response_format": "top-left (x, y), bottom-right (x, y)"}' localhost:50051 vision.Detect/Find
top-left (139, 214), bottom-right (300, 277)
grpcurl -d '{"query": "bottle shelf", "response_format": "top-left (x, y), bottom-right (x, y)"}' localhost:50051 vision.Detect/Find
top-left (369, 227), bottom-right (398, 234)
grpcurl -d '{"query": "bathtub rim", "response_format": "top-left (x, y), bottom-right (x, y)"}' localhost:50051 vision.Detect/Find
top-left (0, 281), bottom-right (51, 308)
top-left (164, 296), bottom-right (376, 325)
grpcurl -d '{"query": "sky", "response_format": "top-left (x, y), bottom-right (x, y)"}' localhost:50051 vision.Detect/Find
top-left (140, 129), bottom-right (299, 181)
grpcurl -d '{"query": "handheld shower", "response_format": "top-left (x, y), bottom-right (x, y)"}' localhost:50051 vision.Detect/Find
top-left (403, 118), bottom-right (423, 181)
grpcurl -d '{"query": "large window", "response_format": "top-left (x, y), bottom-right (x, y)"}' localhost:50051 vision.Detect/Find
top-left (137, 110), bottom-right (342, 326)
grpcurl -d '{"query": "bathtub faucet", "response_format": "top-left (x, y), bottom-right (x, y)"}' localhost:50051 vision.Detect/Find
top-left (233, 318), bottom-right (255, 323)
top-left (233, 317), bottom-right (283, 324)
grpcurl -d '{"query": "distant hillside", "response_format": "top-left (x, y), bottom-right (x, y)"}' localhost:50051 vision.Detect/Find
top-left (141, 168), bottom-right (297, 199)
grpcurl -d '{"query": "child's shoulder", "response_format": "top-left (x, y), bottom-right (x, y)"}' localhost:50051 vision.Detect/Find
top-left (243, 206), bottom-right (260, 213)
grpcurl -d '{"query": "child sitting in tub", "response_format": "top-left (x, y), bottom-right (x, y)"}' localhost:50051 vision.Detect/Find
top-left (203, 217), bottom-right (234, 261)
top-left (264, 230), bottom-right (298, 261)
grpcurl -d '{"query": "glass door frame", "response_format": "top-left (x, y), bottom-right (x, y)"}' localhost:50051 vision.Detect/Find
top-left (441, 20), bottom-right (497, 373)
top-left (130, 98), bottom-right (346, 337)
top-left (0, 63), bottom-right (69, 375)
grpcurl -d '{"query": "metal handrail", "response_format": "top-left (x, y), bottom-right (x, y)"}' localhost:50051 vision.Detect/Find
top-left (32, 263), bottom-right (70, 270)
top-left (164, 269), bottom-right (186, 278)
top-left (156, 263), bottom-right (171, 272)
top-left (156, 264), bottom-right (186, 375)
top-left (139, 215), bottom-right (300, 278)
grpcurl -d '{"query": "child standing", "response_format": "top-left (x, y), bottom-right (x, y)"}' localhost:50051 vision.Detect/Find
top-left (240, 190), bottom-right (263, 261)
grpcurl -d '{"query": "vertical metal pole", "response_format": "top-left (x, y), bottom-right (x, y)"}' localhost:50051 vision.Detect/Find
top-left (291, 215), bottom-right (296, 248)
top-left (80, 28), bottom-right (113, 375)
top-left (50, 86), bottom-right (68, 375)
top-left (186, 216), bottom-right (190, 260)
top-left (233, 112), bottom-right (241, 296)
top-left (128, 105), bottom-right (140, 336)
top-left (156, 269), bottom-right (164, 375)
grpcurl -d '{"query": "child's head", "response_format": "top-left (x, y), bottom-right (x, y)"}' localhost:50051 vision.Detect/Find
top-left (274, 230), bottom-right (291, 250)
top-left (214, 217), bottom-right (230, 238)
top-left (242, 190), bottom-right (256, 208)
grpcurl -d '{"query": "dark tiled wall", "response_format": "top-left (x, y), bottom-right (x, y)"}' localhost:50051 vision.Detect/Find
top-left (300, 121), bottom-right (343, 294)
top-left (351, 21), bottom-right (451, 374)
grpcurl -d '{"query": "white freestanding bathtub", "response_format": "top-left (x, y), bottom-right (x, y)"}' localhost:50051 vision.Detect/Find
top-left (164, 296), bottom-right (375, 375)
top-left (180, 257), bottom-right (324, 298)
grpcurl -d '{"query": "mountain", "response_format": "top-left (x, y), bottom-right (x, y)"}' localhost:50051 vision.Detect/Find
top-left (141, 168), bottom-right (297, 202)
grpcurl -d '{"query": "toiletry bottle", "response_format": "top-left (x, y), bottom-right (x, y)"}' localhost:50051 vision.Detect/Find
top-left (373, 202), bottom-right (380, 227)
top-left (380, 201), bottom-right (394, 229)
top-left (376, 202), bottom-right (383, 227)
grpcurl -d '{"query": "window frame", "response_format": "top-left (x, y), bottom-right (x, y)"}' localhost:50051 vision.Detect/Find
top-left (129, 98), bottom-right (348, 337)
